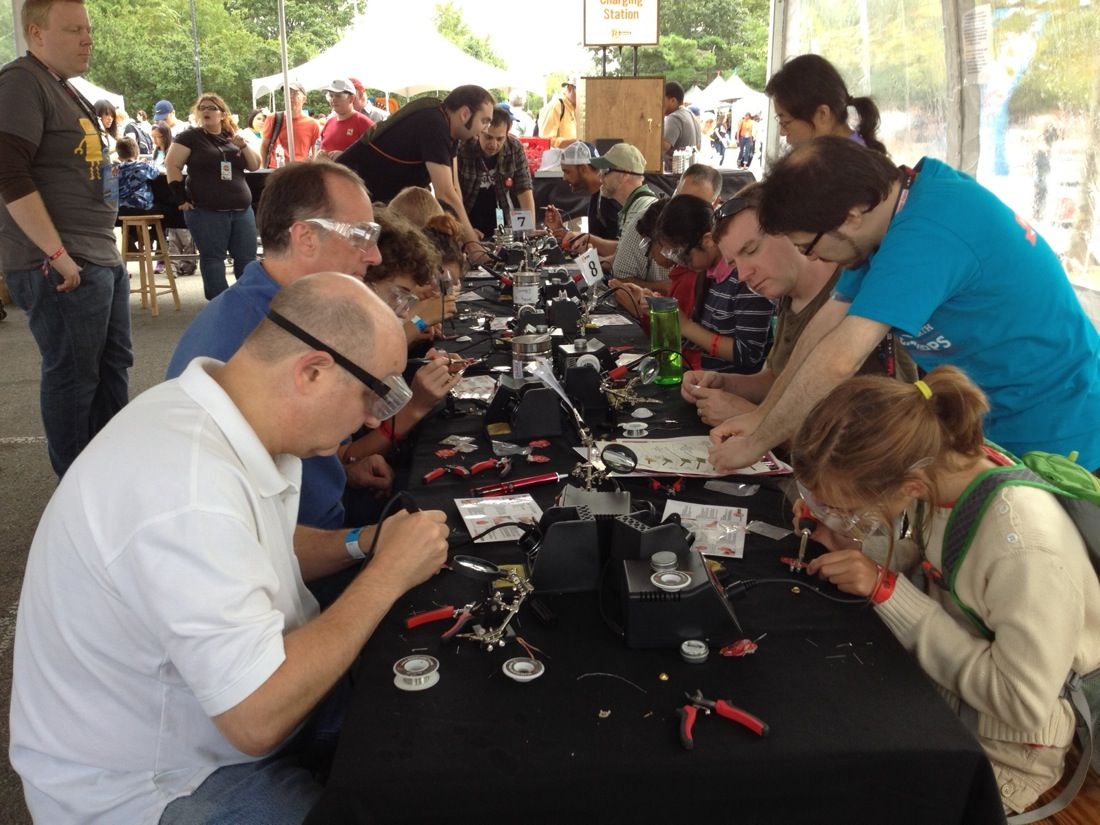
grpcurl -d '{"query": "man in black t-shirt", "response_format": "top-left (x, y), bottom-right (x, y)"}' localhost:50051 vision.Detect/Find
top-left (338, 85), bottom-right (494, 256)
top-left (457, 107), bottom-right (535, 239)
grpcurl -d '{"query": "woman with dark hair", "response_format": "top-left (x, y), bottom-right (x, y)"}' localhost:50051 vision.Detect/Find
top-left (164, 92), bottom-right (260, 300)
top-left (242, 107), bottom-right (266, 150)
top-left (654, 194), bottom-right (775, 372)
top-left (150, 124), bottom-right (172, 169)
top-left (765, 54), bottom-right (887, 154)
top-left (94, 99), bottom-right (118, 157)
top-left (792, 366), bottom-right (1100, 817)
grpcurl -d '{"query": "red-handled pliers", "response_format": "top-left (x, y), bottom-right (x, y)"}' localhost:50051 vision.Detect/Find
top-left (405, 603), bottom-right (478, 640)
top-left (423, 465), bottom-right (471, 484)
top-left (469, 457), bottom-right (512, 478)
top-left (678, 689), bottom-right (769, 749)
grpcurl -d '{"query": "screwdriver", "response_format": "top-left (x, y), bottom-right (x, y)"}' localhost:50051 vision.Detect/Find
top-left (794, 502), bottom-right (816, 572)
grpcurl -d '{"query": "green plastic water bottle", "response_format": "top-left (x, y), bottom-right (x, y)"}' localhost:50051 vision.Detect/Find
top-left (648, 296), bottom-right (683, 385)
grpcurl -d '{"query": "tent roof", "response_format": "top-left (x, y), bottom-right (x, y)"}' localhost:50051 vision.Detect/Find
top-left (252, 7), bottom-right (519, 101)
top-left (72, 77), bottom-right (123, 111)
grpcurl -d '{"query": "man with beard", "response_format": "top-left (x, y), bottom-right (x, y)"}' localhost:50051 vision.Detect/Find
top-left (543, 141), bottom-right (619, 242)
top-left (708, 136), bottom-right (1100, 473)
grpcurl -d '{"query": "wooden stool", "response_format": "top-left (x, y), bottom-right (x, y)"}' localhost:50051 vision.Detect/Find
top-left (119, 214), bottom-right (179, 317)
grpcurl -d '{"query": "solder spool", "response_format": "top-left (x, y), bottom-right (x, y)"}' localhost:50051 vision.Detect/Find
top-left (680, 640), bottom-right (710, 664)
top-left (502, 657), bottom-right (545, 683)
top-left (620, 421), bottom-right (648, 437)
top-left (393, 654), bottom-right (440, 691)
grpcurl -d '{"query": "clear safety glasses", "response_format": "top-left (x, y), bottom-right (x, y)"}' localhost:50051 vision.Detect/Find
top-left (794, 479), bottom-right (883, 541)
top-left (305, 217), bottom-right (381, 252)
top-left (371, 282), bottom-right (419, 319)
top-left (266, 310), bottom-right (412, 420)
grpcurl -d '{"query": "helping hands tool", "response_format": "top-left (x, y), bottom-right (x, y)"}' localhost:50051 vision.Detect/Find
top-left (678, 689), bottom-right (769, 749)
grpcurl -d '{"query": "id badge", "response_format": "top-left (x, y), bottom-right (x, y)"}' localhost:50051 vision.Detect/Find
top-left (220, 161), bottom-right (233, 181)
top-left (102, 162), bottom-right (119, 209)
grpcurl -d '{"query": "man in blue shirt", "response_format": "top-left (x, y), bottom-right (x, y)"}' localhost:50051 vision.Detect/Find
top-left (168, 162), bottom-right (388, 528)
top-left (709, 137), bottom-right (1100, 472)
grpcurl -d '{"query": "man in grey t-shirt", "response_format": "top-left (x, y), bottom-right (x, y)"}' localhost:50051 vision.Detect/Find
top-left (0, 0), bottom-right (132, 477)
top-left (662, 81), bottom-right (702, 172)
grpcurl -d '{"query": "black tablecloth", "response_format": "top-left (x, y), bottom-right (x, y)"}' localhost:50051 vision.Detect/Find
top-left (532, 169), bottom-right (757, 225)
top-left (309, 288), bottom-right (1004, 825)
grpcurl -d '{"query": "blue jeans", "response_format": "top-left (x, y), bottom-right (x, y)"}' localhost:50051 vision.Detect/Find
top-left (183, 207), bottom-right (257, 301)
top-left (6, 262), bottom-right (132, 477)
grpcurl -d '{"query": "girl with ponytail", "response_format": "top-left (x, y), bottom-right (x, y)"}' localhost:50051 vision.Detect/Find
top-left (791, 366), bottom-right (1100, 816)
top-left (765, 54), bottom-right (887, 154)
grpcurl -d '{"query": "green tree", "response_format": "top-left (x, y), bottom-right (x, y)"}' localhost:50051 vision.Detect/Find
top-left (433, 1), bottom-right (506, 70)
top-left (593, 0), bottom-right (770, 89)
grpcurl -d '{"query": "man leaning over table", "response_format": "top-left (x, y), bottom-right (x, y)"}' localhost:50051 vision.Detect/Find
top-left (708, 137), bottom-right (1100, 473)
top-left (10, 273), bottom-right (450, 824)
top-left (167, 162), bottom-right (459, 533)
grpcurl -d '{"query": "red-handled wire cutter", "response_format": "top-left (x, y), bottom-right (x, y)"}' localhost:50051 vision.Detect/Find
top-left (678, 689), bottom-right (769, 749)
top-left (469, 457), bottom-right (513, 478)
top-left (423, 465), bottom-right (471, 484)
top-left (405, 602), bottom-right (479, 641)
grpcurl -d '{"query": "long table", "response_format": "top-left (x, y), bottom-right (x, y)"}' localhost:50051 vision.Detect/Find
top-left (306, 287), bottom-right (1005, 825)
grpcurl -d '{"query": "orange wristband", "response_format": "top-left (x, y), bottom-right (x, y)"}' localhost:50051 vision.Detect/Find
top-left (870, 567), bottom-right (897, 604)
top-left (47, 246), bottom-right (66, 262)
top-left (709, 334), bottom-right (721, 357)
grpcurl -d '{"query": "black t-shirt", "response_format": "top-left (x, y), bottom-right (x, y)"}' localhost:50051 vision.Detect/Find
top-left (588, 192), bottom-right (621, 240)
top-left (337, 105), bottom-right (456, 202)
top-left (175, 127), bottom-right (252, 211)
top-left (468, 153), bottom-right (499, 238)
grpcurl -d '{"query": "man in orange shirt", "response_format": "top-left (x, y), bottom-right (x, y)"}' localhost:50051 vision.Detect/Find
top-left (259, 81), bottom-right (321, 167)
top-left (736, 112), bottom-right (756, 169)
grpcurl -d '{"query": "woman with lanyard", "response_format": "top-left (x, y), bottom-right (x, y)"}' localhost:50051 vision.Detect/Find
top-left (791, 366), bottom-right (1100, 819)
top-left (653, 194), bottom-right (775, 372)
top-left (165, 93), bottom-right (260, 301)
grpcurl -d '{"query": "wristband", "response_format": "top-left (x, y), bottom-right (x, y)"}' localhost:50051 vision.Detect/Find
top-left (344, 527), bottom-right (366, 560)
top-left (168, 180), bottom-right (189, 206)
top-left (870, 566), bottom-right (897, 604)
top-left (410, 314), bottom-right (429, 333)
top-left (379, 419), bottom-right (404, 442)
top-left (47, 246), bottom-right (66, 262)
top-left (709, 333), bottom-right (721, 357)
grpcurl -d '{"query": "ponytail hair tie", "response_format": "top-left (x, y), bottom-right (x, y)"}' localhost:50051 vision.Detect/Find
top-left (914, 380), bottom-right (933, 400)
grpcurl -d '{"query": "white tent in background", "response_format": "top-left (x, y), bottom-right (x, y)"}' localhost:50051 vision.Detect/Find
top-left (684, 84), bottom-right (705, 105)
top-left (71, 77), bottom-right (124, 110)
top-left (251, 5), bottom-right (520, 104)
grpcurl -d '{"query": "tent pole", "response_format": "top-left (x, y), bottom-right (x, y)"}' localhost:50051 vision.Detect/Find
top-left (277, 0), bottom-right (295, 160)
top-left (188, 0), bottom-right (202, 97)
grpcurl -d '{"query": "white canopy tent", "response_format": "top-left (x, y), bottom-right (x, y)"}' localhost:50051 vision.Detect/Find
top-left (251, 5), bottom-right (519, 105)
top-left (70, 76), bottom-right (123, 111)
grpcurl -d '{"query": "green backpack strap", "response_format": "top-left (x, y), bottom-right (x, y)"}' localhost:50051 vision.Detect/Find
top-left (941, 465), bottom-right (1061, 639)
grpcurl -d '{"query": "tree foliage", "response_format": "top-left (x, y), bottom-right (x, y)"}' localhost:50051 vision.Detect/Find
top-left (593, 0), bottom-right (770, 90)
top-left (433, 1), bottom-right (506, 71)
top-left (80, 0), bottom-right (360, 119)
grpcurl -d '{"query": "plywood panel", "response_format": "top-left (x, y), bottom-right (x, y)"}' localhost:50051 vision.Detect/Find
top-left (581, 77), bottom-right (664, 173)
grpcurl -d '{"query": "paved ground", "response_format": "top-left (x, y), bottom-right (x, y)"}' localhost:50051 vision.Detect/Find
top-left (0, 270), bottom-right (209, 823)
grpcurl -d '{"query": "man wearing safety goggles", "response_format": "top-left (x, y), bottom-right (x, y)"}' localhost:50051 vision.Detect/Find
top-left (12, 273), bottom-right (451, 824)
top-left (168, 162), bottom-right (393, 530)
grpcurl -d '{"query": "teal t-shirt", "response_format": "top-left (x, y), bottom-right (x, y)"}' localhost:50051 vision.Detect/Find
top-left (834, 158), bottom-right (1100, 468)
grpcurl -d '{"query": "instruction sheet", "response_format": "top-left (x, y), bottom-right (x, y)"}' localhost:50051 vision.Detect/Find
top-left (662, 499), bottom-right (748, 558)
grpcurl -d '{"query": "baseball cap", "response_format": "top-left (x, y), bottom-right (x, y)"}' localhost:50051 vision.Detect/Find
top-left (153, 100), bottom-right (174, 121)
top-left (323, 79), bottom-right (355, 95)
top-left (562, 76), bottom-right (579, 88)
top-left (560, 141), bottom-right (597, 166)
top-left (287, 81), bottom-right (306, 96)
top-left (589, 143), bottom-right (646, 175)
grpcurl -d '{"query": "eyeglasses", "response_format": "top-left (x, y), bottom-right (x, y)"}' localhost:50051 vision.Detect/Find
top-left (304, 218), bottom-right (381, 252)
top-left (714, 196), bottom-right (753, 223)
top-left (795, 479), bottom-right (882, 540)
top-left (197, 105), bottom-right (222, 113)
top-left (371, 282), bottom-right (418, 319)
top-left (266, 310), bottom-right (413, 420)
top-left (661, 235), bottom-right (703, 266)
top-left (795, 230), bottom-right (826, 257)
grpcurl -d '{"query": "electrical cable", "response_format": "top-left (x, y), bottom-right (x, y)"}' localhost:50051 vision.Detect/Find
top-left (724, 577), bottom-right (871, 606)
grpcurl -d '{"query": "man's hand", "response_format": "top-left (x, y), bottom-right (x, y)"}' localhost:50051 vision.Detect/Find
top-left (680, 370), bottom-right (728, 403)
top-left (53, 254), bottom-right (82, 293)
top-left (544, 204), bottom-right (564, 237)
top-left (690, 386), bottom-right (758, 426)
top-left (410, 294), bottom-right (457, 327)
top-left (410, 353), bottom-right (462, 408)
top-left (805, 549), bottom-right (880, 598)
top-left (707, 410), bottom-right (765, 473)
top-left (369, 509), bottom-right (450, 591)
top-left (344, 453), bottom-right (394, 492)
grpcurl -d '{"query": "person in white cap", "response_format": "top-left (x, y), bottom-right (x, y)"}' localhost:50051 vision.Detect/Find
top-left (319, 78), bottom-right (374, 158)
top-left (538, 77), bottom-right (578, 148)
top-left (544, 141), bottom-right (619, 243)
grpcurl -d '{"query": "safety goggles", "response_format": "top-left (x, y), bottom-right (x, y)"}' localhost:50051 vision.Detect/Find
top-left (661, 235), bottom-right (704, 266)
top-left (266, 310), bottom-right (412, 420)
top-left (305, 218), bottom-right (381, 252)
top-left (371, 282), bottom-right (418, 319)
top-left (795, 479), bottom-right (883, 540)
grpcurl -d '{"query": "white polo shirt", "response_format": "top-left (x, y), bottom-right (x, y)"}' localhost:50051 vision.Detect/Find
top-left (10, 358), bottom-right (320, 825)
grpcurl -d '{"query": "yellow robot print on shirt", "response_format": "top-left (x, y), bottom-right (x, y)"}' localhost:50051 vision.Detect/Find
top-left (74, 117), bottom-right (103, 180)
